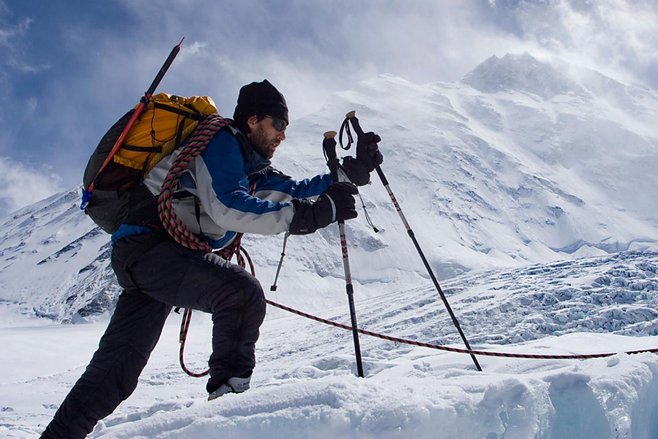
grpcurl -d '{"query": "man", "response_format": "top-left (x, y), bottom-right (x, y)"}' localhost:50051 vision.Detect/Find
top-left (41, 80), bottom-right (382, 438)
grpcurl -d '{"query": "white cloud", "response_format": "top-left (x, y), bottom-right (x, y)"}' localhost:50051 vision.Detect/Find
top-left (0, 12), bottom-right (48, 73)
top-left (103, 0), bottom-right (658, 115)
top-left (1, 0), bottom-right (657, 207)
top-left (94, 1), bottom-right (524, 120)
top-left (485, 0), bottom-right (658, 87)
top-left (0, 156), bottom-right (62, 216)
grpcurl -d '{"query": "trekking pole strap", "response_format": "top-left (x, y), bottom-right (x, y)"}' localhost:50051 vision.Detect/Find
top-left (343, 111), bottom-right (388, 185)
top-left (338, 118), bottom-right (354, 151)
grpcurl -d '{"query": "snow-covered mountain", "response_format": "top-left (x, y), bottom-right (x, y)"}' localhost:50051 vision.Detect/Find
top-left (3, 52), bottom-right (658, 439)
top-left (1, 52), bottom-right (657, 323)
top-left (0, 189), bottom-right (119, 322)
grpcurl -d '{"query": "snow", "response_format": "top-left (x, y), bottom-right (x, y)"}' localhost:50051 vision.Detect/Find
top-left (2, 52), bottom-right (658, 438)
top-left (0, 253), bottom-right (658, 438)
top-left (3, 252), bottom-right (658, 438)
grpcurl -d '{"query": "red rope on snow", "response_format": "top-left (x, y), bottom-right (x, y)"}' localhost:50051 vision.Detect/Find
top-left (264, 299), bottom-right (658, 360)
top-left (179, 253), bottom-right (658, 378)
top-left (177, 231), bottom-right (658, 373)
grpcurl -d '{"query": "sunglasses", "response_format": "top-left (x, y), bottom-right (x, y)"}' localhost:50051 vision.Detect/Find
top-left (268, 116), bottom-right (288, 132)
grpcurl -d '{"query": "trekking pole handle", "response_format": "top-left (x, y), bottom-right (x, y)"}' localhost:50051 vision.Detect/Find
top-left (345, 111), bottom-right (363, 135)
top-left (323, 131), bottom-right (340, 181)
top-left (345, 111), bottom-right (388, 185)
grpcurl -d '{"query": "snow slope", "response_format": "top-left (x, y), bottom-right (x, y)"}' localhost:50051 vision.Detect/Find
top-left (2, 252), bottom-right (658, 438)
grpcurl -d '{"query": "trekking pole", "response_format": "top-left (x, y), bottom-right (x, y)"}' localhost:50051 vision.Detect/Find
top-left (344, 111), bottom-right (483, 372)
top-left (324, 130), bottom-right (365, 378)
top-left (82, 37), bottom-right (185, 208)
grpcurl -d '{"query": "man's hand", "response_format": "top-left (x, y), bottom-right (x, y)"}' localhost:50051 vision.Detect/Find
top-left (289, 182), bottom-right (358, 235)
top-left (342, 132), bottom-right (383, 186)
top-left (357, 132), bottom-right (383, 171)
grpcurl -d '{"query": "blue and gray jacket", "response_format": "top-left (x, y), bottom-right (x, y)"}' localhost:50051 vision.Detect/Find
top-left (114, 126), bottom-right (332, 249)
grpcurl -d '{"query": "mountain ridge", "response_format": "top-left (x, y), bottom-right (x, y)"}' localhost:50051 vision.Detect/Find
top-left (1, 52), bottom-right (656, 322)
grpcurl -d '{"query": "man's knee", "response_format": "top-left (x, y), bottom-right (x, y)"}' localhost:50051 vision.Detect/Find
top-left (243, 273), bottom-right (264, 303)
top-left (240, 273), bottom-right (266, 319)
top-left (211, 272), bottom-right (266, 329)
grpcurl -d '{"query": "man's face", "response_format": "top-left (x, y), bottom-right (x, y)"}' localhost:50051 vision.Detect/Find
top-left (248, 116), bottom-right (287, 159)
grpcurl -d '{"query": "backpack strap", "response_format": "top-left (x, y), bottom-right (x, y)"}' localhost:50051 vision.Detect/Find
top-left (152, 101), bottom-right (207, 121)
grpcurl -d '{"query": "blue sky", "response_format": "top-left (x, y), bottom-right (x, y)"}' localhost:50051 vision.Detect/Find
top-left (1, 0), bottom-right (656, 217)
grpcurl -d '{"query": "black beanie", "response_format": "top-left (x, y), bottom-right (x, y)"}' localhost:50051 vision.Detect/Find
top-left (233, 80), bottom-right (289, 132)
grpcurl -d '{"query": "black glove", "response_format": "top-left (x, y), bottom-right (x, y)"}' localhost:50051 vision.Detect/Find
top-left (289, 182), bottom-right (358, 235)
top-left (357, 132), bottom-right (383, 171)
top-left (342, 132), bottom-right (383, 186)
top-left (341, 156), bottom-right (369, 186)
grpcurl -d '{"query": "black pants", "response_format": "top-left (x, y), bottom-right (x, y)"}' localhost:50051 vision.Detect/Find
top-left (41, 233), bottom-right (266, 438)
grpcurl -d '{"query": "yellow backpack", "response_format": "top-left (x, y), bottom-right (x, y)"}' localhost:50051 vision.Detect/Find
top-left (110, 93), bottom-right (217, 174)
top-left (82, 93), bottom-right (221, 233)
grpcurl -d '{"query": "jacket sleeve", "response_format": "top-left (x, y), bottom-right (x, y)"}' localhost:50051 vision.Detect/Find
top-left (194, 130), bottom-right (296, 235)
top-left (252, 169), bottom-right (333, 203)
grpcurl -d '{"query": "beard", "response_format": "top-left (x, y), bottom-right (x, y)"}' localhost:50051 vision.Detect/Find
top-left (249, 123), bottom-right (276, 159)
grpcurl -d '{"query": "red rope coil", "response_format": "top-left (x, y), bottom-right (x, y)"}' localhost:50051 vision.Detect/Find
top-left (158, 114), bottom-right (231, 252)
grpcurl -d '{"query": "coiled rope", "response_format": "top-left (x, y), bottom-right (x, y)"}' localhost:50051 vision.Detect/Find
top-left (158, 114), bottom-right (230, 253)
